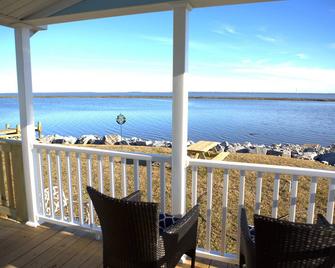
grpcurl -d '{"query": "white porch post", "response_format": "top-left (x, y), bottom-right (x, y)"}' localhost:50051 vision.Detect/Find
top-left (171, 3), bottom-right (190, 216)
top-left (15, 27), bottom-right (38, 226)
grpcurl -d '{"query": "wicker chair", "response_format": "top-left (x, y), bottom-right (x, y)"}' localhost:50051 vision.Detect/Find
top-left (240, 207), bottom-right (335, 268)
top-left (87, 186), bottom-right (199, 268)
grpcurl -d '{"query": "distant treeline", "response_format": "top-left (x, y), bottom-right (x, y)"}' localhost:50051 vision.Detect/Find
top-left (1, 95), bottom-right (335, 102)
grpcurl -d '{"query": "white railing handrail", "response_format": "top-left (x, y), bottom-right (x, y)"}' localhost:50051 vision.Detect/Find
top-left (33, 142), bottom-right (171, 162)
top-left (188, 158), bottom-right (335, 178)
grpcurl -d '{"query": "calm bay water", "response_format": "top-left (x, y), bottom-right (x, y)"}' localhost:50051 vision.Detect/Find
top-left (1, 93), bottom-right (335, 146)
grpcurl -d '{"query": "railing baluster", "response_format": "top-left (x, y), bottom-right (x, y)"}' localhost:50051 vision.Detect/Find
top-left (238, 170), bottom-right (246, 209)
top-left (191, 166), bottom-right (198, 207)
top-left (36, 149), bottom-right (45, 216)
top-left (109, 156), bottom-right (115, 197)
top-left (66, 152), bottom-right (74, 223)
top-left (87, 154), bottom-right (94, 225)
top-left (121, 158), bottom-right (127, 197)
top-left (307, 176), bottom-right (317, 223)
top-left (4, 152), bottom-right (14, 208)
top-left (237, 170), bottom-right (246, 256)
top-left (76, 153), bottom-right (84, 225)
top-left (98, 155), bottom-right (104, 193)
top-left (255, 172), bottom-right (263, 215)
top-left (221, 169), bottom-right (229, 254)
top-left (289, 175), bottom-right (299, 222)
top-left (206, 167), bottom-right (213, 251)
top-left (0, 152), bottom-right (5, 207)
top-left (134, 160), bottom-right (139, 191)
top-left (326, 178), bottom-right (335, 224)
top-left (272, 174), bottom-right (280, 218)
top-left (160, 161), bottom-right (166, 213)
top-left (147, 161), bottom-right (152, 202)
top-left (56, 151), bottom-right (64, 220)
top-left (46, 150), bottom-right (54, 218)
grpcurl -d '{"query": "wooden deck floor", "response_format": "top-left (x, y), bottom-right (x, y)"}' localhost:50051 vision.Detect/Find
top-left (0, 218), bottom-right (236, 268)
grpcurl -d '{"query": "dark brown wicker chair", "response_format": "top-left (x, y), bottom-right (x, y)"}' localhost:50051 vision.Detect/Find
top-left (240, 207), bottom-right (335, 268)
top-left (87, 186), bottom-right (199, 268)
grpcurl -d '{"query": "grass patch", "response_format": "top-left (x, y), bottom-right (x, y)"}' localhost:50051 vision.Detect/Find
top-left (39, 144), bottom-right (335, 254)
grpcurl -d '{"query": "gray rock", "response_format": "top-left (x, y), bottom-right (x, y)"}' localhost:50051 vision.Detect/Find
top-left (40, 135), bottom-right (56, 143)
top-left (221, 141), bottom-right (229, 148)
top-left (329, 144), bottom-right (335, 153)
top-left (291, 150), bottom-right (301, 159)
top-left (226, 145), bottom-right (237, 153)
top-left (133, 140), bottom-right (153, 146)
top-left (299, 152), bottom-right (318, 161)
top-left (49, 135), bottom-right (76, 144)
top-left (165, 141), bottom-right (172, 148)
top-left (103, 134), bottom-right (121, 145)
top-left (215, 144), bottom-right (224, 152)
top-left (236, 148), bottom-right (250, 154)
top-left (282, 149), bottom-right (292, 158)
top-left (315, 152), bottom-right (335, 166)
top-left (272, 144), bottom-right (282, 150)
top-left (77, 135), bottom-right (99, 144)
top-left (243, 142), bottom-right (252, 148)
top-left (115, 140), bottom-right (130, 145)
top-left (303, 144), bottom-right (321, 153)
top-left (249, 146), bottom-right (268, 155)
top-left (152, 140), bottom-right (166, 147)
top-left (267, 150), bottom-right (283, 156)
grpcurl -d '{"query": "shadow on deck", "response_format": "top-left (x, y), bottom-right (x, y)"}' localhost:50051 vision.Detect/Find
top-left (0, 218), bottom-right (236, 268)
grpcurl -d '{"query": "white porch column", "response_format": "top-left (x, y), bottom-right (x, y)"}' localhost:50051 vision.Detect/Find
top-left (171, 3), bottom-right (190, 216)
top-left (15, 27), bottom-right (38, 226)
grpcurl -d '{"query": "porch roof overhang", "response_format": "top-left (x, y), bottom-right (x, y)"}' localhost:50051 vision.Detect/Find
top-left (1, 0), bottom-right (276, 30)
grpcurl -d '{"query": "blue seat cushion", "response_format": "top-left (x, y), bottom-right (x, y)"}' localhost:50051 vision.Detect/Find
top-left (159, 213), bottom-right (180, 234)
top-left (248, 225), bottom-right (256, 243)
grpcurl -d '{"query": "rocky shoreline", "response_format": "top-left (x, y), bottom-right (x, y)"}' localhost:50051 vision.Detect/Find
top-left (39, 134), bottom-right (335, 166)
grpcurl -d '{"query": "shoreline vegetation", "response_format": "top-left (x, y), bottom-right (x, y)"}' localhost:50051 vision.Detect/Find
top-left (1, 95), bottom-right (335, 102)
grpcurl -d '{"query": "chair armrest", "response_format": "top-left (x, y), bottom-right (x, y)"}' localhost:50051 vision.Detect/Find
top-left (164, 205), bottom-right (199, 239)
top-left (122, 190), bottom-right (141, 202)
top-left (241, 207), bottom-right (254, 245)
top-left (316, 214), bottom-right (330, 226)
top-left (240, 207), bottom-right (256, 267)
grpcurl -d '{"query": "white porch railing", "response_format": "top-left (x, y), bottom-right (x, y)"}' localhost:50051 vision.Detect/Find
top-left (32, 143), bottom-right (335, 265)
top-left (33, 143), bottom-right (170, 230)
top-left (188, 159), bottom-right (335, 264)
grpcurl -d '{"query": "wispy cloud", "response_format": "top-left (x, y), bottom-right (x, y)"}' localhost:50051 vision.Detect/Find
top-left (256, 34), bottom-right (278, 43)
top-left (257, 26), bottom-right (268, 32)
top-left (328, 42), bottom-right (335, 49)
top-left (140, 35), bottom-right (172, 45)
top-left (139, 35), bottom-right (209, 50)
top-left (213, 24), bottom-right (237, 35)
top-left (296, 53), bottom-right (308, 60)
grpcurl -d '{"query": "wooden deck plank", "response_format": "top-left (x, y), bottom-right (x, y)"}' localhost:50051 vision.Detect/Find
top-left (78, 240), bottom-right (103, 268)
top-left (22, 229), bottom-right (85, 268)
top-left (0, 218), bottom-right (234, 268)
top-left (0, 222), bottom-right (20, 240)
top-left (48, 233), bottom-right (94, 267)
top-left (62, 239), bottom-right (101, 268)
top-left (0, 228), bottom-right (55, 266)
top-left (8, 226), bottom-right (66, 267)
top-left (0, 227), bottom-right (40, 258)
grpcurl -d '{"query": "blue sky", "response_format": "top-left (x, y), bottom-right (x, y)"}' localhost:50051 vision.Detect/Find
top-left (1, 0), bottom-right (335, 93)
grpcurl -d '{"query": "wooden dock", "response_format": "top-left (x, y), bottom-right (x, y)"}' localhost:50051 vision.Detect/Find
top-left (0, 218), bottom-right (236, 268)
top-left (0, 122), bottom-right (42, 139)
